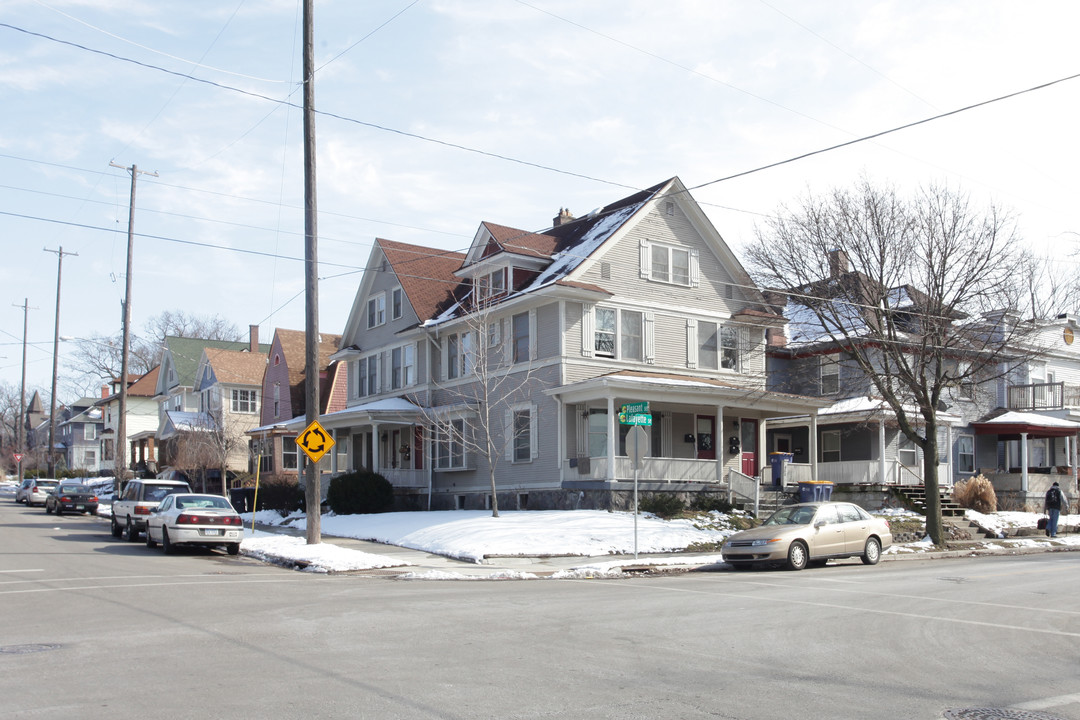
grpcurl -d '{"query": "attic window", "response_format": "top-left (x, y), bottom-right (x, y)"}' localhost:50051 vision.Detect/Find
top-left (665, 201), bottom-right (674, 216)
top-left (477, 269), bottom-right (506, 303)
top-left (273, 354), bottom-right (281, 366)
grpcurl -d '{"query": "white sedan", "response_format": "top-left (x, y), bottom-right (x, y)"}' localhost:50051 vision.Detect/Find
top-left (145, 493), bottom-right (243, 556)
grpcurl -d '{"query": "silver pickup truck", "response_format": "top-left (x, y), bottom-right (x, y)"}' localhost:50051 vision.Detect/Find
top-left (110, 479), bottom-right (192, 541)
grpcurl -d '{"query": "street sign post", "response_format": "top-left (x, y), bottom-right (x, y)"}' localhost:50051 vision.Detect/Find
top-left (627, 424), bottom-right (649, 560)
top-left (296, 419), bottom-right (335, 464)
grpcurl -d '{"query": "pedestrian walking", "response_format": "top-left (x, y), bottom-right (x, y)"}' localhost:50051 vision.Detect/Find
top-left (1044, 481), bottom-right (1066, 538)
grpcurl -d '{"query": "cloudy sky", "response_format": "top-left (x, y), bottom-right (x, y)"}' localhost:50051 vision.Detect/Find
top-left (2, 0), bottom-right (1079, 397)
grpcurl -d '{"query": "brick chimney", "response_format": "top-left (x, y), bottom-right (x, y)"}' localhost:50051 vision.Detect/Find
top-left (828, 249), bottom-right (850, 278)
top-left (101, 385), bottom-right (109, 399)
top-left (552, 207), bottom-right (575, 227)
top-left (249, 324), bottom-right (259, 353)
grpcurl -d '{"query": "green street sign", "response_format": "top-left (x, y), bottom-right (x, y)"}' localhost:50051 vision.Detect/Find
top-left (619, 412), bottom-right (652, 426)
top-left (621, 401), bottom-right (649, 415)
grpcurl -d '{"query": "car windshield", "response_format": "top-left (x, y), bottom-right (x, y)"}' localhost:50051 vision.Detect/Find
top-left (145, 486), bottom-right (186, 502)
top-left (175, 496), bottom-right (232, 510)
top-left (763, 506), bottom-right (818, 526)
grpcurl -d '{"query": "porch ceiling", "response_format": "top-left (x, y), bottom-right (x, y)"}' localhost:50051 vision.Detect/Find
top-left (547, 370), bottom-right (829, 417)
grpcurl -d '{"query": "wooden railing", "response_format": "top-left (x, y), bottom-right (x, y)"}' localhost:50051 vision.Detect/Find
top-left (1008, 382), bottom-right (1065, 410)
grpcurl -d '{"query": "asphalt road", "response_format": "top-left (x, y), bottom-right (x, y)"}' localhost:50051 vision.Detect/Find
top-left (3, 489), bottom-right (1079, 720)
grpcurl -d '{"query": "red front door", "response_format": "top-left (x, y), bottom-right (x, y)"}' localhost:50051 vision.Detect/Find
top-left (696, 416), bottom-right (716, 460)
top-left (740, 419), bottom-right (758, 476)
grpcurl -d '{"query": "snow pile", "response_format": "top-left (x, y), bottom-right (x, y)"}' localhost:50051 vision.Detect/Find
top-left (240, 534), bottom-right (412, 573)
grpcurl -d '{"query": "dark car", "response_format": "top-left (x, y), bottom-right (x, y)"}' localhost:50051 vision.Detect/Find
top-left (45, 481), bottom-right (99, 515)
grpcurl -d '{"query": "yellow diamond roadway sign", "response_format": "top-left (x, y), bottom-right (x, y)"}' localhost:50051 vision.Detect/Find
top-left (296, 419), bottom-right (335, 464)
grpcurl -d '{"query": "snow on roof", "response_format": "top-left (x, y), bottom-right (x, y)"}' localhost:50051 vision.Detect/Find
top-left (525, 202), bottom-right (644, 291)
top-left (979, 411), bottom-right (1080, 429)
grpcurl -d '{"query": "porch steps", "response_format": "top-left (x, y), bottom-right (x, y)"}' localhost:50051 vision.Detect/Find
top-left (894, 485), bottom-right (966, 518)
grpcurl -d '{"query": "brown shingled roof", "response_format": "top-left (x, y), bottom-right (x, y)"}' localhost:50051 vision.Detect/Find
top-left (273, 329), bottom-right (341, 416)
top-left (378, 238), bottom-right (466, 323)
top-left (204, 347), bottom-right (267, 386)
top-left (481, 222), bottom-right (559, 259)
top-left (127, 366), bottom-right (160, 397)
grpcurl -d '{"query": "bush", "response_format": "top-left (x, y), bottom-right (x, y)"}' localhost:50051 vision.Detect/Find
top-left (639, 493), bottom-right (684, 518)
top-left (326, 470), bottom-right (394, 515)
top-left (952, 474), bottom-right (997, 513)
top-left (690, 494), bottom-right (733, 514)
top-left (256, 476), bottom-right (304, 514)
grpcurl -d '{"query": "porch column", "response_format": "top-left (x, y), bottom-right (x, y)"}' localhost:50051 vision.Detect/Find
top-left (606, 396), bottom-right (616, 482)
top-left (555, 398), bottom-right (564, 482)
top-left (1020, 432), bottom-right (1029, 493)
top-left (810, 410), bottom-right (819, 482)
top-left (757, 418), bottom-right (767, 483)
top-left (878, 420), bottom-right (886, 485)
top-left (945, 423), bottom-right (953, 487)
top-left (330, 429), bottom-right (338, 474)
top-left (372, 422), bottom-right (381, 473)
top-left (715, 405), bottom-right (725, 485)
top-left (1074, 433), bottom-right (1079, 496)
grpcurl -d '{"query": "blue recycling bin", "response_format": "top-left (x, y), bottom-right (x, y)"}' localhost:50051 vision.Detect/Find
top-left (797, 481), bottom-right (834, 502)
top-left (769, 452), bottom-right (794, 487)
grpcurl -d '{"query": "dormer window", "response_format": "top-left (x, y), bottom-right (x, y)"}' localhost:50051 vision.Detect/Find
top-left (477, 269), bottom-right (507, 303)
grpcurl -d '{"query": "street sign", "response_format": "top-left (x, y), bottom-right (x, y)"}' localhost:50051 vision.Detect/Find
top-left (619, 412), bottom-right (652, 426)
top-left (620, 401), bottom-right (649, 415)
top-left (627, 425), bottom-right (649, 469)
top-left (13, 453), bottom-right (23, 464)
top-left (296, 420), bottom-right (335, 464)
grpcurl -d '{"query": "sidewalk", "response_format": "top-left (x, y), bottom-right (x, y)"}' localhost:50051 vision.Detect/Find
top-left (248, 521), bottom-right (1080, 579)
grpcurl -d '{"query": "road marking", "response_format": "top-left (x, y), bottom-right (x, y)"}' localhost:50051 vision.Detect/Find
top-left (0, 577), bottom-right (304, 596)
top-left (0, 569), bottom-right (44, 574)
top-left (575, 578), bottom-right (1080, 639)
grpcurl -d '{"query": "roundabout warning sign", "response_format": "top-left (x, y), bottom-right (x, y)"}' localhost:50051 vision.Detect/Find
top-left (296, 420), bottom-right (335, 464)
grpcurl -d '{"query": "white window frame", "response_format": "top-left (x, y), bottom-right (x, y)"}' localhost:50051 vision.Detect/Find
top-left (231, 388), bottom-right (258, 414)
top-left (820, 355), bottom-right (839, 395)
top-left (391, 287), bottom-right (403, 320)
top-left (640, 240), bottom-right (698, 287)
top-left (282, 437), bottom-right (298, 470)
top-left (588, 306), bottom-right (645, 362)
top-left (435, 418), bottom-right (467, 470)
top-left (505, 403), bottom-right (539, 463)
top-left (477, 268), bottom-right (507, 303)
top-left (821, 430), bottom-right (841, 463)
top-left (512, 311), bottom-right (531, 364)
top-left (391, 344), bottom-right (415, 390)
top-left (898, 436), bottom-right (918, 467)
top-left (445, 332), bottom-right (474, 380)
top-left (367, 292), bottom-right (386, 329)
top-left (487, 320), bottom-right (501, 348)
top-left (957, 434), bottom-right (975, 474)
top-left (84, 424), bottom-right (96, 441)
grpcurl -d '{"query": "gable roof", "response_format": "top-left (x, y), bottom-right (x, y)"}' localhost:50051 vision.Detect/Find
top-left (378, 238), bottom-right (467, 324)
top-left (162, 336), bottom-right (268, 388)
top-left (271, 329), bottom-right (342, 416)
top-left (203, 347), bottom-right (267, 386)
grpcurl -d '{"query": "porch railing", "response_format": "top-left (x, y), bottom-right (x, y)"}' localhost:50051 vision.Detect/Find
top-left (565, 457), bottom-right (719, 483)
top-left (381, 468), bottom-right (428, 488)
top-left (1008, 382), bottom-right (1065, 410)
top-left (788, 461), bottom-right (950, 486)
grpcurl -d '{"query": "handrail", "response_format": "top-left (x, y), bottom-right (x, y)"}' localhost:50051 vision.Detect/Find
top-left (727, 468), bottom-right (760, 517)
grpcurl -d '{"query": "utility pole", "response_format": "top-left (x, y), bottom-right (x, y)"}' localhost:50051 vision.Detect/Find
top-left (12, 298), bottom-right (35, 484)
top-left (109, 161), bottom-right (157, 492)
top-left (302, 0), bottom-right (321, 545)
top-left (44, 247), bottom-right (77, 478)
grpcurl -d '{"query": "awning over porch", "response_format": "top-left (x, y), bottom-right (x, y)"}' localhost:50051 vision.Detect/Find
top-left (257, 397), bottom-right (429, 434)
top-left (970, 411), bottom-right (1080, 438)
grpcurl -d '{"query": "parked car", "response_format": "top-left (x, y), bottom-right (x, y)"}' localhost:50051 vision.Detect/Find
top-left (144, 493), bottom-right (243, 556)
top-left (14, 478), bottom-right (33, 503)
top-left (722, 502), bottom-right (893, 571)
top-left (110, 479), bottom-right (192, 541)
top-left (21, 479), bottom-right (59, 507)
top-left (44, 481), bottom-right (99, 515)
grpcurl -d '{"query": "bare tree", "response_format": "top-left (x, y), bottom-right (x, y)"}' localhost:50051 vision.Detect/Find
top-left (420, 296), bottom-right (539, 517)
top-left (746, 179), bottom-right (1071, 545)
top-left (66, 311), bottom-right (241, 392)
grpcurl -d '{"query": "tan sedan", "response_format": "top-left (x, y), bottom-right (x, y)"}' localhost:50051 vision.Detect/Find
top-left (722, 502), bottom-right (892, 571)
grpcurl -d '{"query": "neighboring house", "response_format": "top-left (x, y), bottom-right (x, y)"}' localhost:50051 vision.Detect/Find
top-left (96, 368), bottom-right (161, 478)
top-left (248, 329), bottom-right (346, 483)
top-left (24, 390), bottom-right (49, 466)
top-left (308, 177), bottom-right (827, 511)
top-left (56, 396), bottom-right (104, 474)
top-left (765, 253), bottom-right (1080, 505)
top-left (155, 328), bottom-right (270, 479)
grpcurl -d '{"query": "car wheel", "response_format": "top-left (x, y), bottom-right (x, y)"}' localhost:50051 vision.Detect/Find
top-left (45, 502), bottom-right (53, 514)
top-left (861, 537), bottom-right (881, 566)
top-left (123, 518), bottom-right (139, 542)
top-left (145, 527), bottom-right (157, 548)
top-left (162, 528), bottom-right (174, 555)
top-left (786, 541), bottom-right (808, 571)
top-left (226, 543), bottom-right (240, 556)
top-left (55, 504), bottom-right (63, 516)
top-left (110, 515), bottom-right (122, 538)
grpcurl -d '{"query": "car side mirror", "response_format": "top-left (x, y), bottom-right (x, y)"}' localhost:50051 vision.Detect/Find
top-left (814, 520), bottom-right (826, 528)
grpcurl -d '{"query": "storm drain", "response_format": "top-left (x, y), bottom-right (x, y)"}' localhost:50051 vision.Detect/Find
top-left (0, 644), bottom-right (61, 655)
top-left (944, 709), bottom-right (1067, 720)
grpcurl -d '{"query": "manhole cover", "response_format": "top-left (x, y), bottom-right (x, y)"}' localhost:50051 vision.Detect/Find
top-left (944, 709), bottom-right (1067, 720)
top-left (0, 644), bottom-right (61, 655)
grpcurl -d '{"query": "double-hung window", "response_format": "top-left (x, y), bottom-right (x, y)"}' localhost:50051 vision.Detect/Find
top-left (391, 345), bottom-right (414, 389)
top-left (594, 308), bottom-right (616, 357)
top-left (282, 438), bottom-right (298, 470)
top-left (593, 307), bottom-right (643, 361)
top-left (391, 287), bottom-right (403, 320)
top-left (820, 355), bottom-right (839, 394)
top-left (649, 244), bottom-right (692, 286)
top-left (367, 293), bottom-right (386, 328)
top-left (698, 322), bottom-right (739, 370)
top-left (512, 312), bottom-right (530, 363)
top-left (957, 435), bottom-right (975, 474)
top-left (698, 321), bottom-right (718, 369)
top-left (231, 389), bottom-right (257, 414)
top-left (436, 419), bottom-right (466, 469)
top-left (359, 355), bottom-right (378, 397)
top-left (446, 332), bottom-right (474, 380)
top-left (821, 430), bottom-right (841, 463)
top-left (512, 408), bottom-right (532, 462)
top-left (478, 269), bottom-right (506, 303)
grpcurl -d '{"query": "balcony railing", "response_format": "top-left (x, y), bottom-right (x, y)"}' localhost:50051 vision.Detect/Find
top-left (1008, 382), bottom-right (1065, 410)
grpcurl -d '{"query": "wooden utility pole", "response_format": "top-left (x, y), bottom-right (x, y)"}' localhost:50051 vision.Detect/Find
top-left (109, 161), bottom-right (157, 491)
top-left (12, 298), bottom-right (34, 484)
top-left (44, 246), bottom-right (77, 477)
top-left (302, 0), bottom-right (321, 544)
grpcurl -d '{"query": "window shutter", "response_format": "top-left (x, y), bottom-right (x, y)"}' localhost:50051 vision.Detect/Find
top-left (686, 318), bottom-right (697, 369)
top-left (690, 249), bottom-right (700, 287)
top-left (644, 312), bottom-right (655, 364)
top-left (529, 309), bottom-right (538, 360)
top-left (739, 328), bottom-right (751, 373)
top-left (581, 304), bottom-right (595, 357)
top-left (504, 410), bottom-right (513, 461)
top-left (530, 404), bottom-right (539, 458)
top-left (639, 238), bottom-right (650, 279)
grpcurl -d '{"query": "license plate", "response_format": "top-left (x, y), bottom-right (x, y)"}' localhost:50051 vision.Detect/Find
top-left (203, 529), bottom-right (223, 536)
top-left (76, 505), bottom-right (84, 510)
